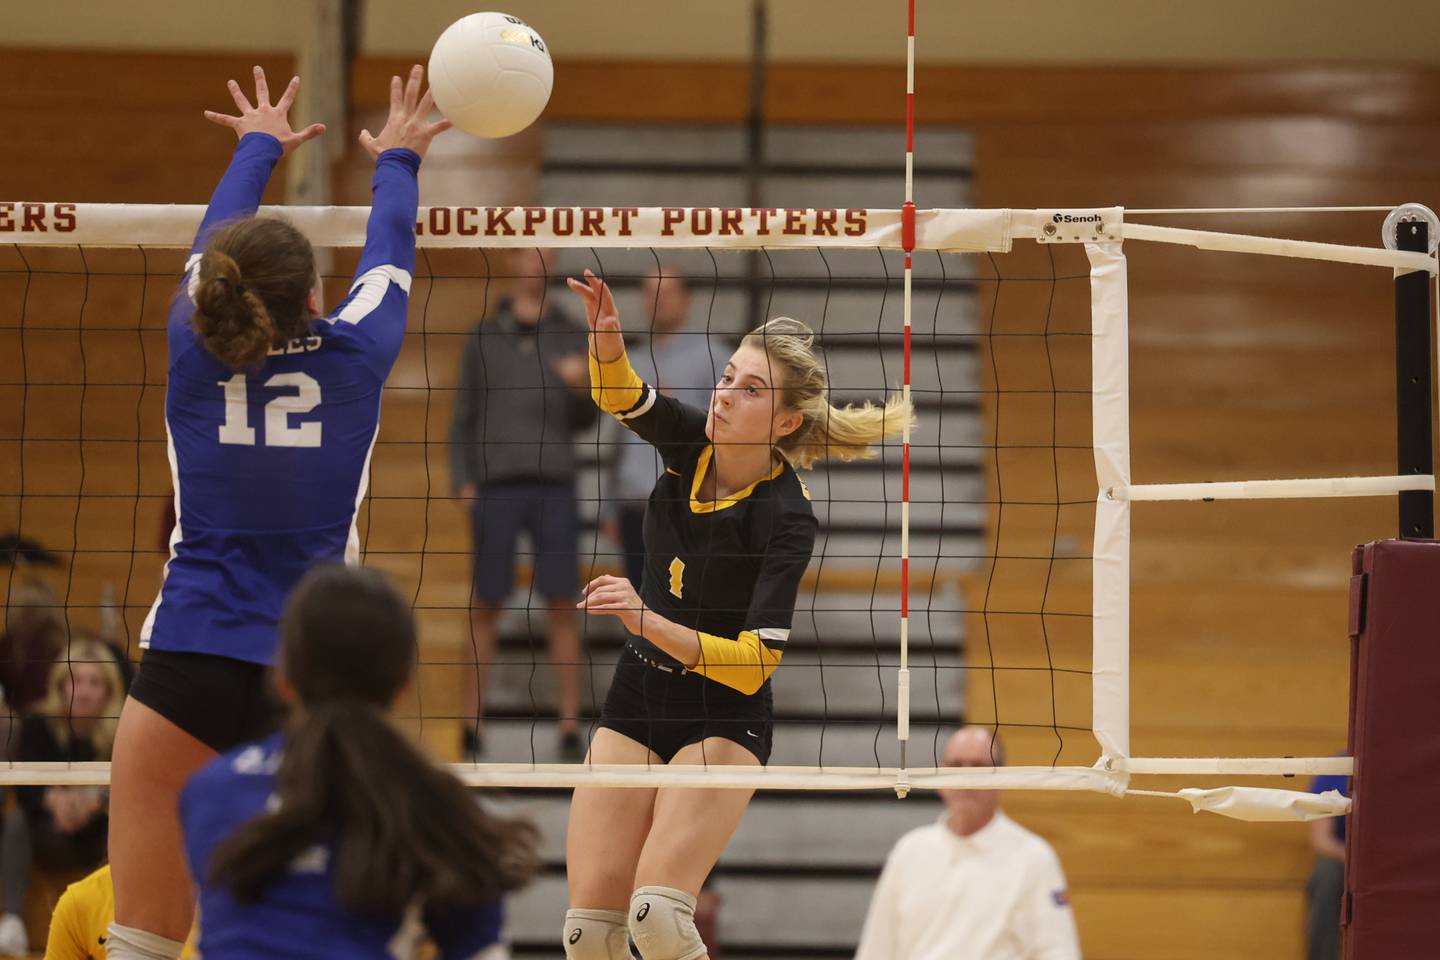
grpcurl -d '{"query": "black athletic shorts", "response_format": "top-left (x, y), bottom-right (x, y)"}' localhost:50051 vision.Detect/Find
top-left (599, 645), bottom-right (773, 764)
top-left (129, 648), bottom-right (285, 753)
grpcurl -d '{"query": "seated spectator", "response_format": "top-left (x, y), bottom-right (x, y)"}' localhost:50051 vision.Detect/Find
top-left (855, 726), bottom-right (1081, 960)
top-left (1305, 767), bottom-right (1348, 960)
top-left (0, 579), bottom-right (67, 723)
top-left (0, 536), bottom-right (63, 571)
top-left (0, 639), bottom-right (127, 957)
top-left (448, 247), bottom-right (596, 761)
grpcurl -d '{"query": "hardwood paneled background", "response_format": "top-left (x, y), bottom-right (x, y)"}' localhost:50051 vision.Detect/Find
top-left (4, 46), bottom-right (1437, 958)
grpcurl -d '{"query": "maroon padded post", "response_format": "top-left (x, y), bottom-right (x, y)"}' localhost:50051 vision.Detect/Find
top-left (1344, 539), bottom-right (1440, 958)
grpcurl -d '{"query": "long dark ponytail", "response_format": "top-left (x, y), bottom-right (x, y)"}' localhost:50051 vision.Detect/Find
top-left (205, 565), bottom-right (537, 914)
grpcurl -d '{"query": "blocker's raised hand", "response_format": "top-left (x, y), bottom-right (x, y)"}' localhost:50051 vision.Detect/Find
top-left (359, 64), bottom-right (453, 161)
top-left (204, 66), bottom-right (326, 156)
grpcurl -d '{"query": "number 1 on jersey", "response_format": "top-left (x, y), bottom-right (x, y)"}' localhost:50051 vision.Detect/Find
top-left (668, 557), bottom-right (685, 599)
top-left (218, 373), bottom-right (256, 445)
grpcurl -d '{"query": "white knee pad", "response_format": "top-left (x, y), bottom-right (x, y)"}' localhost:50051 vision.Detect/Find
top-left (104, 923), bottom-right (186, 960)
top-left (629, 885), bottom-right (706, 960)
top-left (562, 908), bottom-right (630, 960)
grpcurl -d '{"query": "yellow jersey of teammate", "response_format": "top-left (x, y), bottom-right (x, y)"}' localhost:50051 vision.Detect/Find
top-left (45, 865), bottom-right (196, 960)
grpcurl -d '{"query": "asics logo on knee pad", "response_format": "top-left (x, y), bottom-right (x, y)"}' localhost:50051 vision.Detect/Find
top-left (628, 886), bottom-right (704, 960)
top-left (562, 908), bottom-right (628, 960)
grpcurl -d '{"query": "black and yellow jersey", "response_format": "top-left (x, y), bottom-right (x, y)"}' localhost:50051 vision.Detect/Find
top-left (591, 351), bottom-right (817, 696)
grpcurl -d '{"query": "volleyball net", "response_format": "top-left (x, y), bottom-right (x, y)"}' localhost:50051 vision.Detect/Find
top-left (1, 201), bottom-right (1431, 810)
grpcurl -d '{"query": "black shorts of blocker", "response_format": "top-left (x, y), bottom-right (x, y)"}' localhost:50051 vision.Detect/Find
top-left (128, 648), bottom-right (286, 754)
top-left (599, 645), bottom-right (773, 764)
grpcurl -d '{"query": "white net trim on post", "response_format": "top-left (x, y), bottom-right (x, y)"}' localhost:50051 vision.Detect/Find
top-left (5, 203), bottom-right (1430, 801)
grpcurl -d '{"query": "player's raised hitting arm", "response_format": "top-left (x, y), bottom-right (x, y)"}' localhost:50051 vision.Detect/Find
top-left (567, 269), bottom-right (709, 468)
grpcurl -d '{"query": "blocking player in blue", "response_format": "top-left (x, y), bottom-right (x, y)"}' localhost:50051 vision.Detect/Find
top-left (105, 65), bottom-right (451, 960)
top-left (181, 564), bottom-right (536, 960)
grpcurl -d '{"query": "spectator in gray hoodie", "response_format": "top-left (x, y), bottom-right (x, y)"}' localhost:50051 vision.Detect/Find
top-left (448, 247), bottom-right (596, 760)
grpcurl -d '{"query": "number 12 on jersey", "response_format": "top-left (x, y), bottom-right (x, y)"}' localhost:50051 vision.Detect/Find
top-left (218, 373), bottom-right (323, 448)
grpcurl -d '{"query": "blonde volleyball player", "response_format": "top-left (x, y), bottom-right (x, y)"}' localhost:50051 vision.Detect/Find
top-left (106, 66), bottom-right (449, 960)
top-left (563, 272), bottom-right (910, 960)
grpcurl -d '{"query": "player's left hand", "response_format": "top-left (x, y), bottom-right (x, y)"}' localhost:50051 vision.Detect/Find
top-left (578, 574), bottom-right (645, 634)
top-left (205, 66), bottom-right (326, 156)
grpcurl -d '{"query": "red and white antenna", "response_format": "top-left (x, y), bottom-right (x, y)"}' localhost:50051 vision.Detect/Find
top-left (896, 0), bottom-right (916, 799)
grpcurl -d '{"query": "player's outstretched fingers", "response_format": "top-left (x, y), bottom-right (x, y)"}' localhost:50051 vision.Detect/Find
top-left (417, 89), bottom-right (453, 137)
top-left (388, 74), bottom-right (404, 116)
top-left (565, 278), bottom-right (598, 315)
top-left (252, 65), bottom-right (271, 107)
top-left (227, 78), bottom-right (253, 114)
top-left (403, 64), bottom-right (423, 114)
top-left (276, 75), bottom-right (301, 113)
top-left (204, 110), bottom-right (241, 129)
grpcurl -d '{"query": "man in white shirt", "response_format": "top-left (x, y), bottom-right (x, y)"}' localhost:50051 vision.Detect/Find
top-left (855, 727), bottom-right (1081, 960)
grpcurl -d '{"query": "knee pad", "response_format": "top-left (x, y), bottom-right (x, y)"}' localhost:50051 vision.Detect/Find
top-left (629, 885), bottom-right (706, 960)
top-left (562, 908), bottom-right (629, 960)
top-left (104, 924), bottom-right (186, 960)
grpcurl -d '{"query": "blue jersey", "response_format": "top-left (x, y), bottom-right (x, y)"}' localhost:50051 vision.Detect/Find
top-left (142, 133), bottom-right (420, 665)
top-left (181, 735), bottom-right (506, 960)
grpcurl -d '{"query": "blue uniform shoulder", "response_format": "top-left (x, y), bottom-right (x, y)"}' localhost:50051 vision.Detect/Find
top-left (183, 735), bottom-right (282, 812)
top-left (180, 735), bottom-right (283, 889)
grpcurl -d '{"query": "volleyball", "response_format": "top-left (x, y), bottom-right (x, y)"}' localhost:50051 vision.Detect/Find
top-left (427, 12), bottom-right (553, 139)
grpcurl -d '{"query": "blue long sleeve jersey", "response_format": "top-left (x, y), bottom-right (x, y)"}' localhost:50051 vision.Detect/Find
top-left (141, 133), bottom-right (421, 665)
top-left (181, 735), bottom-right (505, 959)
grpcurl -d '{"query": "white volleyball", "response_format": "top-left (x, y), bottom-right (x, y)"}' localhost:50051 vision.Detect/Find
top-left (428, 12), bottom-right (553, 139)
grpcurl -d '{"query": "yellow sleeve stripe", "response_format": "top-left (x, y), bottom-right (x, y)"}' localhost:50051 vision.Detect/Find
top-left (692, 629), bottom-right (783, 696)
top-left (589, 351), bottom-right (649, 417)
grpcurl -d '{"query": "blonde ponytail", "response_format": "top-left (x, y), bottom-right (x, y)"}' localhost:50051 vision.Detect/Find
top-left (742, 317), bottom-right (914, 470)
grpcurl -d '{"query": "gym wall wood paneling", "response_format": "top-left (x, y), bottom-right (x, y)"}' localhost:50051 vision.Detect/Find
top-left (0, 49), bottom-right (295, 202)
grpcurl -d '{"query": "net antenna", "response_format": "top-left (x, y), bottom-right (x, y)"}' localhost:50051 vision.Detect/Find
top-left (894, 0), bottom-right (918, 800)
